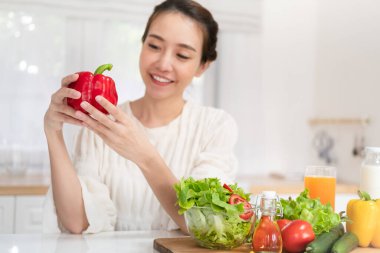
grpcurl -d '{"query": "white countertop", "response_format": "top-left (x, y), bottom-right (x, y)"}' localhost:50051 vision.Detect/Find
top-left (1, 230), bottom-right (378, 253)
top-left (0, 230), bottom-right (184, 253)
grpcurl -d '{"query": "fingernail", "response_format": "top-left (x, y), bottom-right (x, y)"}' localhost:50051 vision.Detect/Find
top-left (95, 96), bottom-right (101, 102)
top-left (75, 91), bottom-right (81, 98)
top-left (80, 101), bottom-right (89, 108)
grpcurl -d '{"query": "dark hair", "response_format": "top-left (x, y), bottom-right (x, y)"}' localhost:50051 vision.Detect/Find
top-left (141, 0), bottom-right (218, 64)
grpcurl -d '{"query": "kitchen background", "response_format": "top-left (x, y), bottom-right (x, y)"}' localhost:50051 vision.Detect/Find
top-left (0, 0), bottom-right (379, 185)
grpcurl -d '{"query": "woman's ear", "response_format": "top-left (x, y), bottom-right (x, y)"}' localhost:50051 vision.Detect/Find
top-left (195, 61), bottom-right (211, 77)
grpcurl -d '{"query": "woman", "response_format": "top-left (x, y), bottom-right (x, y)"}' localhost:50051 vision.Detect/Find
top-left (43, 0), bottom-right (238, 234)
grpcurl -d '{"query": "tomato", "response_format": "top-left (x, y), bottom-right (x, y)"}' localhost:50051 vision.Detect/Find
top-left (277, 219), bottom-right (292, 231)
top-left (228, 194), bottom-right (246, 204)
top-left (281, 220), bottom-right (315, 253)
top-left (223, 183), bottom-right (233, 193)
top-left (239, 201), bottom-right (254, 220)
top-left (228, 194), bottom-right (254, 221)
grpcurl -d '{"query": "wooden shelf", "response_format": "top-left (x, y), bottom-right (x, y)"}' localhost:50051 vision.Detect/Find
top-left (308, 117), bottom-right (370, 126)
top-left (0, 171), bottom-right (50, 195)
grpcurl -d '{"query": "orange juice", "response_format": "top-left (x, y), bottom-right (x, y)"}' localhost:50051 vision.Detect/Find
top-left (304, 176), bottom-right (336, 209)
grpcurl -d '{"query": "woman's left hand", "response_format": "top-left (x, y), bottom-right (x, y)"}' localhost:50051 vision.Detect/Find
top-left (75, 96), bottom-right (157, 166)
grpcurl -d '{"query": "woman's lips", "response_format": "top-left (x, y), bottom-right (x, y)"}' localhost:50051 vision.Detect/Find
top-left (151, 74), bottom-right (173, 87)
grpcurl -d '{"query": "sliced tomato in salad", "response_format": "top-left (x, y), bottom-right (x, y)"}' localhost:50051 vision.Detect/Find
top-left (228, 194), bottom-right (254, 221)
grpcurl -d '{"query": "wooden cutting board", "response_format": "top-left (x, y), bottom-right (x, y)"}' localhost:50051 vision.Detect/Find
top-left (153, 237), bottom-right (380, 253)
top-left (153, 237), bottom-right (251, 253)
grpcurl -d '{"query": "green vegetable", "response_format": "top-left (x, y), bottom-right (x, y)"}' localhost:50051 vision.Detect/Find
top-left (174, 177), bottom-right (250, 214)
top-left (280, 189), bottom-right (341, 235)
top-left (174, 177), bottom-right (253, 249)
top-left (331, 232), bottom-right (359, 253)
top-left (184, 206), bottom-right (252, 249)
top-left (305, 223), bottom-right (344, 253)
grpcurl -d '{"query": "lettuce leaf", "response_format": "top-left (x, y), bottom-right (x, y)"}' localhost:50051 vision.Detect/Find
top-left (174, 177), bottom-right (250, 215)
top-left (280, 189), bottom-right (341, 235)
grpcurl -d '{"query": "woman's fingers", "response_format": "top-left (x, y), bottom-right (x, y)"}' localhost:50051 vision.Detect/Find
top-left (79, 101), bottom-right (119, 129)
top-left (51, 87), bottom-right (81, 104)
top-left (52, 103), bottom-right (80, 119)
top-left (53, 73), bottom-right (81, 104)
top-left (94, 96), bottom-right (128, 124)
top-left (49, 111), bottom-right (82, 126)
top-left (75, 105), bottom-right (115, 134)
top-left (61, 73), bottom-right (79, 87)
top-left (60, 113), bottom-right (83, 126)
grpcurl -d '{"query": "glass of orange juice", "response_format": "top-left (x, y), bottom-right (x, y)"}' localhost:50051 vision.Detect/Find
top-left (304, 166), bottom-right (336, 209)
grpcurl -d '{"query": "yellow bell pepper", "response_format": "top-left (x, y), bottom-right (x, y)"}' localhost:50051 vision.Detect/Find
top-left (346, 191), bottom-right (380, 248)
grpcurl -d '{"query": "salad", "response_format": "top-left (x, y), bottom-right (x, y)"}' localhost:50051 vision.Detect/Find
top-left (174, 177), bottom-right (254, 249)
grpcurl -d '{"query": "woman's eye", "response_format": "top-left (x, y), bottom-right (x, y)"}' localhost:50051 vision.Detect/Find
top-left (177, 54), bottom-right (190, 60)
top-left (148, 43), bottom-right (159, 50)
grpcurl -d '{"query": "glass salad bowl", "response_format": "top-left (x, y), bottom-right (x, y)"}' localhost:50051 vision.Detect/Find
top-left (184, 206), bottom-right (256, 249)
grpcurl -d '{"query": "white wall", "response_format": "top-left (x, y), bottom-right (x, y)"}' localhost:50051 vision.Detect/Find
top-left (220, 1), bottom-right (317, 177)
top-left (220, 0), bottom-right (380, 184)
top-left (260, 0), bottom-right (317, 175)
top-left (313, 0), bottom-right (380, 183)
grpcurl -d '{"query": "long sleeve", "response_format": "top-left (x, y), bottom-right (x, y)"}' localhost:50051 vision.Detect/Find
top-left (43, 128), bottom-right (117, 233)
top-left (190, 112), bottom-right (238, 184)
top-left (73, 128), bottom-right (117, 233)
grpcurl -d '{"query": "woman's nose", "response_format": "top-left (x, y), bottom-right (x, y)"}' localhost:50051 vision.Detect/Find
top-left (156, 52), bottom-right (173, 72)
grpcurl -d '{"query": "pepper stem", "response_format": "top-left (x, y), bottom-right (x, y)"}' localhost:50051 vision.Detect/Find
top-left (358, 190), bottom-right (372, 201)
top-left (94, 64), bottom-right (113, 75)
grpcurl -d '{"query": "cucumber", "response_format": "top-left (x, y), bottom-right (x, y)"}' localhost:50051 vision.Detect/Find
top-left (305, 223), bottom-right (344, 253)
top-left (331, 232), bottom-right (359, 253)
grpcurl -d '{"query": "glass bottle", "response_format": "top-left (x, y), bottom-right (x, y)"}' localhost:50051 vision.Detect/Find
top-left (252, 191), bottom-right (282, 253)
top-left (360, 147), bottom-right (380, 199)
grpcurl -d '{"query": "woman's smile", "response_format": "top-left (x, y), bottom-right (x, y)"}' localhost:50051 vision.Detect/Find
top-left (151, 73), bottom-right (174, 87)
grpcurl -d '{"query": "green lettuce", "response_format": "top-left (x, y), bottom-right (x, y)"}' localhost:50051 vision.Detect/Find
top-left (174, 177), bottom-right (253, 249)
top-left (280, 189), bottom-right (341, 235)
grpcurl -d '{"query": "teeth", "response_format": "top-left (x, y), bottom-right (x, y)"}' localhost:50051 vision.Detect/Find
top-left (152, 75), bottom-right (171, 83)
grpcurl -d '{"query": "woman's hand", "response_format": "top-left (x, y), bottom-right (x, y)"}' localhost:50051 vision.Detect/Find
top-left (75, 96), bottom-right (157, 166)
top-left (44, 74), bottom-right (83, 133)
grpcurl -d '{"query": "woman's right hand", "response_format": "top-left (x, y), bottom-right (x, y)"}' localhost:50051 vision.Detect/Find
top-left (44, 74), bottom-right (83, 133)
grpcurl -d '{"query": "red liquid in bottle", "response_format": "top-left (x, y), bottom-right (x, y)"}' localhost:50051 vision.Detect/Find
top-left (252, 191), bottom-right (282, 253)
top-left (252, 216), bottom-right (282, 253)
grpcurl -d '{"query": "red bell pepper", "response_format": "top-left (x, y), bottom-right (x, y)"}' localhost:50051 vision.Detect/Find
top-left (67, 63), bottom-right (118, 114)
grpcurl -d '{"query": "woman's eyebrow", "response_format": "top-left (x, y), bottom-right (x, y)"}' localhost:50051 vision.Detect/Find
top-left (148, 34), bottom-right (197, 52)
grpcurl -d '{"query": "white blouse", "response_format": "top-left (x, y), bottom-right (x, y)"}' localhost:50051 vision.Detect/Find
top-left (43, 101), bottom-right (238, 233)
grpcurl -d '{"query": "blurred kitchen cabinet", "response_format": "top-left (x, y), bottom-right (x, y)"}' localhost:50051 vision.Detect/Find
top-left (0, 195), bottom-right (44, 233)
top-left (14, 196), bottom-right (45, 233)
top-left (0, 196), bottom-right (15, 233)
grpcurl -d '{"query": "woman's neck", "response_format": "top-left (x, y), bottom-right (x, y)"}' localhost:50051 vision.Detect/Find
top-left (130, 97), bottom-right (186, 128)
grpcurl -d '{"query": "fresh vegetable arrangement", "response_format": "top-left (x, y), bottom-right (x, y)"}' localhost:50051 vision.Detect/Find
top-left (280, 189), bottom-right (341, 236)
top-left (277, 189), bottom-right (360, 253)
top-left (174, 177), bottom-right (254, 249)
top-left (346, 191), bottom-right (380, 248)
top-left (67, 63), bottom-right (118, 114)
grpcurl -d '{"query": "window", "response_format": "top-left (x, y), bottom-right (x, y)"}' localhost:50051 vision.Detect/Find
top-left (0, 5), bottom-right (206, 173)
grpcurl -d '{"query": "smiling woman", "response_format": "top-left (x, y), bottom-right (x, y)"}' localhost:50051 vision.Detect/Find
top-left (42, 0), bottom-right (241, 235)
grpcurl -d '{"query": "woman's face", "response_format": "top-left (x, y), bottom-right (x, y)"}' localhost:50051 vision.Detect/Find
top-left (139, 11), bottom-right (208, 101)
